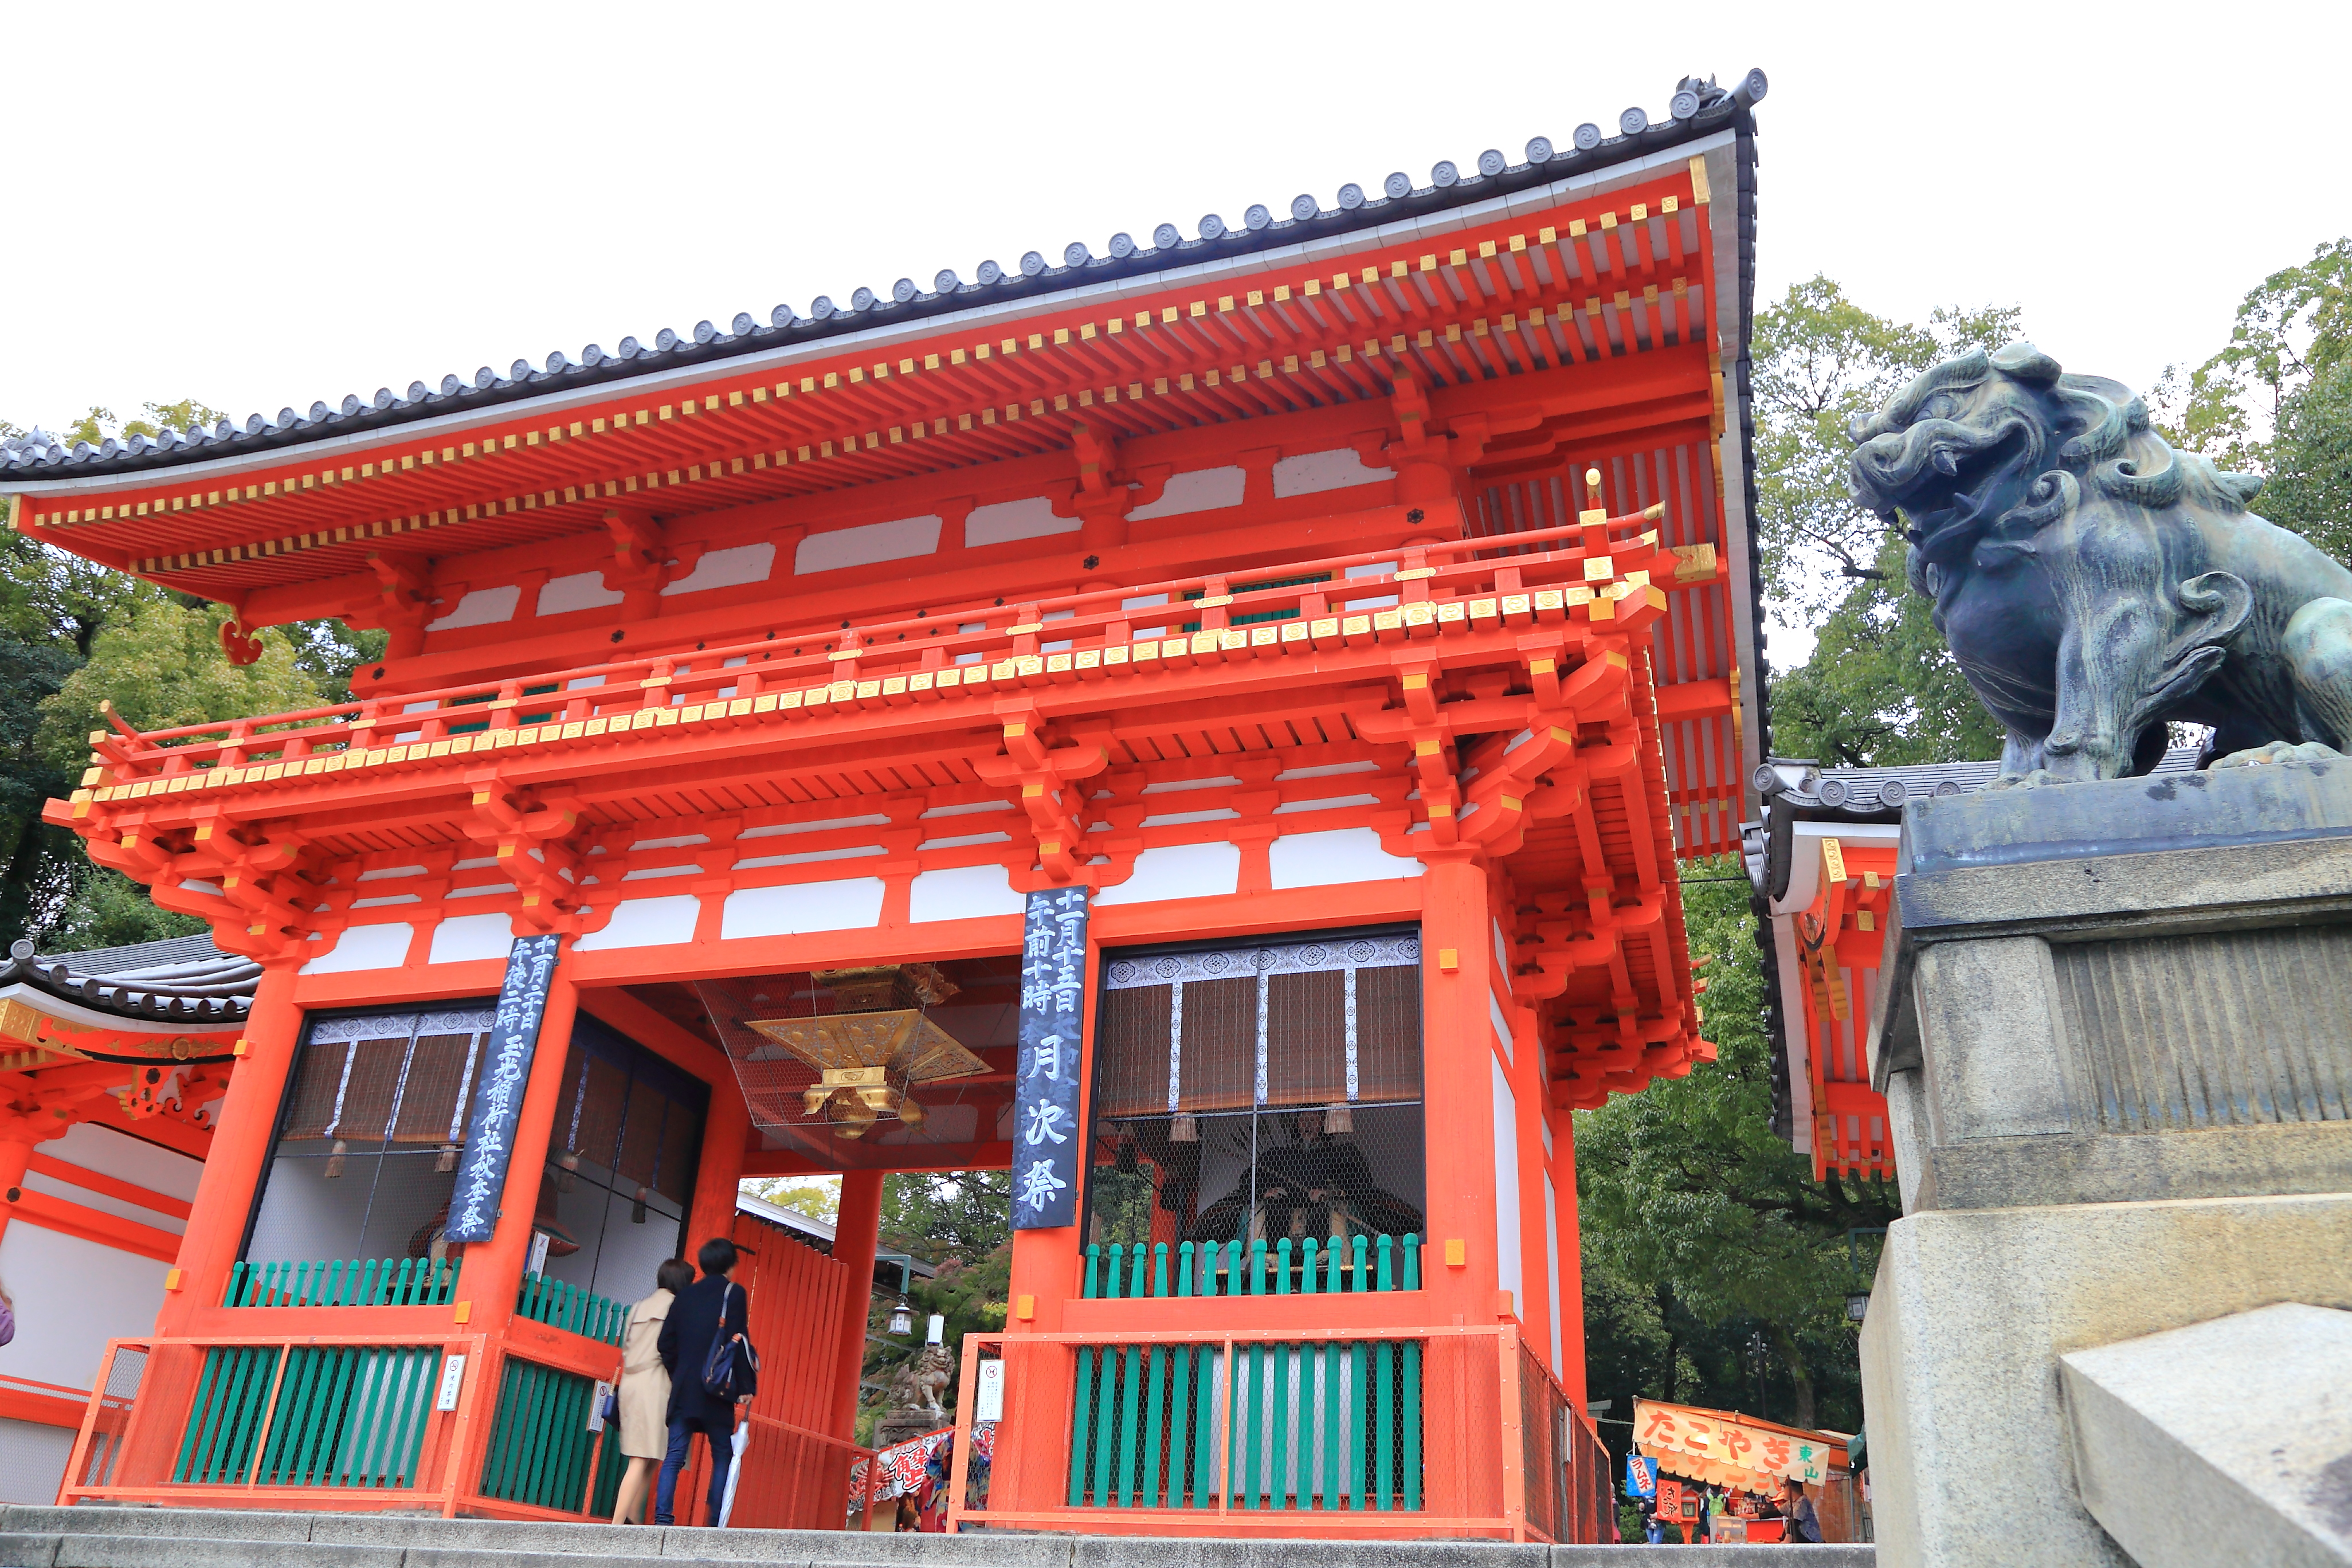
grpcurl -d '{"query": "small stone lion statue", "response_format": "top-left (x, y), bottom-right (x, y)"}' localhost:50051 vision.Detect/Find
top-left (1848, 342), bottom-right (2352, 781)
top-left (882, 1343), bottom-right (954, 1417)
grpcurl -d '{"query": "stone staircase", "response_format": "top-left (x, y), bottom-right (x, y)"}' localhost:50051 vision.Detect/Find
top-left (0, 1507), bottom-right (1875, 1567)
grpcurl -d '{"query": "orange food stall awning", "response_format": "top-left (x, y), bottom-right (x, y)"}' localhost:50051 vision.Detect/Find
top-left (1633, 1398), bottom-right (1848, 1491)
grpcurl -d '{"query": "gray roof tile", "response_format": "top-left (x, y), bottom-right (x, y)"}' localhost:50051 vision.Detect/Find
top-left (1, 71), bottom-right (1763, 481)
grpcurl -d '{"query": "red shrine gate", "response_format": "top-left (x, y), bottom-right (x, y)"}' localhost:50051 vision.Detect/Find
top-left (9, 74), bottom-right (1769, 1539)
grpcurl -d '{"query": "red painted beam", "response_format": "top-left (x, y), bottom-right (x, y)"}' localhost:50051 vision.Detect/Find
top-left (27, 1152), bottom-right (193, 1221)
top-left (2, 1185), bottom-right (181, 1263)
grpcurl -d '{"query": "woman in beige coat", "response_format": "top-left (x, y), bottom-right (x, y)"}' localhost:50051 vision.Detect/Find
top-left (612, 1259), bottom-right (695, 1523)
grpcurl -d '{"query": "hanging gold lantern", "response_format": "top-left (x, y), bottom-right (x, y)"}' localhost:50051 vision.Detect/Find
top-left (742, 964), bottom-right (985, 1139)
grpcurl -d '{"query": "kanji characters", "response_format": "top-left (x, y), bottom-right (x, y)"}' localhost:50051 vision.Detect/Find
top-left (1016, 1159), bottom-right (1068, 1212)
top-left (1022, 1101), bottom-right (1069, 1146)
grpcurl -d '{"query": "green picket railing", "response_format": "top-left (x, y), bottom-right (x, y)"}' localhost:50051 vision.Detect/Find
top-left (477, 1353), bottom-right (628, 1515)
top-left (225, 1256), bottom-right (461, 1308)
top-left (513, 1272), bottom-right (629, 1346)
top-left (173, 1343), bottom-right (439, 1489)
top-left (1080, 1234), bottom-right (1422, 1299)
top-left (1067, 1237), bottom-right (1424, 1511)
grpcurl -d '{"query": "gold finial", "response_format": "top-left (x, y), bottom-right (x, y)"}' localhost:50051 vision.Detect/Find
top-left (1585, 468), bottom-right (1601, 489)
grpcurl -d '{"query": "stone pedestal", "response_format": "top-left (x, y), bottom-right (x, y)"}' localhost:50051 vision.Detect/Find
top-left (1858, 760), bottom-right (2352, 1568)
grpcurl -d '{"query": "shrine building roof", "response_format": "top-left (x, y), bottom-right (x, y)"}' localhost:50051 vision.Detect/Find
top-left (1, 70), bottom-right (1763, 486)
top-left (2, 932), bottom-right (258, 1026)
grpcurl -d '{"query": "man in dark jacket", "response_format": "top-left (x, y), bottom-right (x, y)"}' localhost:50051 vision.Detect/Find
top-left (654, 1236), bottom-right (751, 1526)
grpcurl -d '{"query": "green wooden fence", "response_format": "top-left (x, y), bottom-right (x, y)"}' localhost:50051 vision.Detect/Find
top-left (477, 1353), bottom-right (627, 1516)
top-left (173, 1344), bottom-right (439, 1489)
top-left (514, 1271), bottom-right (629, 1346)
top-left (1081, 1234), bottom-right (1421, 1299)
top-left (224, 1257), bottom-right (461, 1307)
top-left (1067, 1237), bottom-right (1424, 1511)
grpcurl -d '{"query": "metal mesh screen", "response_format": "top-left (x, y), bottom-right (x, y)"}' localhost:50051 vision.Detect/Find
top-left (248, 1007), bottom-right (704, 1304)
top-left (68, 1345), bottom-right (146, 1494)
top-left (1086, 931), bottom-right (1424, 1252)
top-left (248, 1007), bottom-right (496, 1268)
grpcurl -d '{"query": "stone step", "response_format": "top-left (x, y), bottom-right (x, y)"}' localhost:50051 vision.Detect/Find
top-left (0, 1507), bottom-right (1875, 1568)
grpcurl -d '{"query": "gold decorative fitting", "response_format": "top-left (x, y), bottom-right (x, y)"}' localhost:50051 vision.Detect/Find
top-left (742, 963), bottom-right (983, 1139)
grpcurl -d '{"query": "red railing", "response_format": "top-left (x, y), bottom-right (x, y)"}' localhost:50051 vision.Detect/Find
top-left (946, 1322), bottom-right (1581, 1541)
top-left (76, 504), bottom-right (1699, 797)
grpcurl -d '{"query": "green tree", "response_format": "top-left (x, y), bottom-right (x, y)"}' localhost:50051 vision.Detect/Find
top-left (880, 1169), bottom-right (1012, 1264)
top-left (56, 398), bottom-right (227, 451)
top-left (1752, 277), bottom-right (2021, 626)
top-left (1754, 282), bottom-right (2023, 765)
top-left (1767, 538), bottom-right (2007, 768)
top-left (2155, 238), bottom-right (2351, 562)
top-left (35, 595), bottom-right (323, 775)
top-left (740, 1175), bottom-right (841, 1221)
top-left (1577, 861), bottom-right (1899, 1434)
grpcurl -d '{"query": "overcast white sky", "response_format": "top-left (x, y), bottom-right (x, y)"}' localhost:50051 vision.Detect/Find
top-left (5, 1), bottom-right (2342, 658)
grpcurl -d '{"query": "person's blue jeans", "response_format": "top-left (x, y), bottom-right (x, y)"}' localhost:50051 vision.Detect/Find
top-left (653, 1411), bottom-right (734, 1526)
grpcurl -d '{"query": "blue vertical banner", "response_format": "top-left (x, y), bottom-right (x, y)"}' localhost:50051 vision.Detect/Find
top-left (446, 934), bottom-right (562, 1244)
top-left (1012, 885), bottom-right (1088, 1229)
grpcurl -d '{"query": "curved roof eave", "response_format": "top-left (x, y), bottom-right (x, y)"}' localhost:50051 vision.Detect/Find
top-left (2, 75), bottom-right (1762, 487)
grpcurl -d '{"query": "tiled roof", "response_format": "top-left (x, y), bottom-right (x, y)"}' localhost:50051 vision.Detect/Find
top-left (1742, 747), bottom-right (2205, 1146)
top-left (0, 72), bottom-right (1764, 481)
top-left (2, 933), bottom-right (258, 1024)
top-left (1742, 747), bottom-right (2203, 898)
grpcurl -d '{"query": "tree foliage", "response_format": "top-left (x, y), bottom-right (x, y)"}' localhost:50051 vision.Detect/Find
top-left (1752, 277), bottom-right (2021, 626)
top-left (2155, 238), bottom-right (2351, 563)
top-left (1578, 863), bottom-right (1898, 1437)
top-left (0, 393), bottom-right (378, 951)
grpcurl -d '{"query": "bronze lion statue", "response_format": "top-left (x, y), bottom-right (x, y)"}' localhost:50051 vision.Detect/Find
top-left (1848, 342), bottom-right (2352, 780)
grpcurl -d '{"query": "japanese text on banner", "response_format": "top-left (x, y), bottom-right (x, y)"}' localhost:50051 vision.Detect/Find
top-left (1011, 887), bottom-right (1087, 1229)
top-left (446, 934), bottom-right (561, 1244)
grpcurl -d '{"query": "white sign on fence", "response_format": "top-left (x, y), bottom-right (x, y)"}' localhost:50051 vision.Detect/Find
top-left (436, 1354), bottom-right (467, 1412)
top-left (974, 1359), bottom-right (1006, 1422)
top-left (588, 1380), bottom-right (614, 1432)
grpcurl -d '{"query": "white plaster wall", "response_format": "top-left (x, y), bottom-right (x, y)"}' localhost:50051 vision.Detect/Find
top-left (0, 1418), bottom-right (74, 1505)
top-left (662, 542), bottom-right (774, 595)
top-left (795, 515), bottom-right (940, 575)
top-left (426, 583), bottom-right (520, 632)
top-left (428, 912), bottom-right (513, 965)
top-left (1543, 1177), bottom-right (1565, 1378)
top-left (1129, 467), bottom-right (1244, 520)
top-left (1489, 989), bottom-right (1515, 1067)
top-left (1491, 1056), bottom-right (1523, 1316)
top-left (0, 1222), bottom-right (173, 1394)
top-left (299, 922), bottom-right (415, 975)
top-left (576, 895), bottom-right (700, 951)
top-left (908, 864), bottom-right (1026, 923)
top-left (720, 877), bottom-right (885, 939)
top-left (965, 497), bottom-right (1075, 547)
top-left (1267, 827), bottom-right (1421, 890)
top-left (1092, 842), bottom-right (1241, 906)
top-left (538, 571), bottom-right (625, 615)
top-left (1272, 448), bottom-right (1393, 498)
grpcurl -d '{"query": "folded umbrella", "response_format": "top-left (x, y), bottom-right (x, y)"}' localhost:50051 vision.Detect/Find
top-left (719, 1422), bottom-right (751, 1527)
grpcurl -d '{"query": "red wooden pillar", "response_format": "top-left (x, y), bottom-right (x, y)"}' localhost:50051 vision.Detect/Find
top-left (1418, 850), bottom-right (1511, 1523)
top-left (0, 1135), bottom-right (34, 1252)
top-left (829, 1169), bottom-right (884, 1437)
top-left (153, 962), bottom-right (302, 1335)
top-left (1418, 852), bottom-right (1504, 1319)
top-left (684, 1068), bottom-right (751, 1257)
